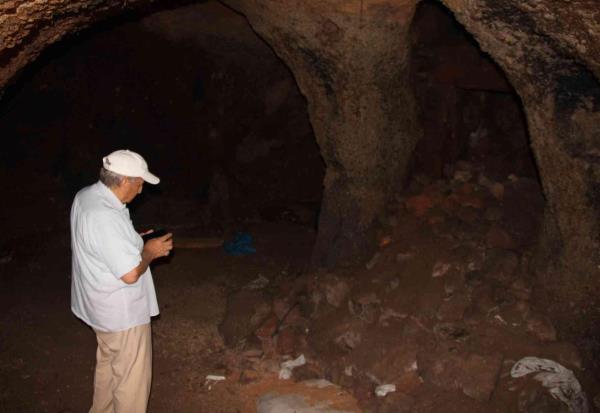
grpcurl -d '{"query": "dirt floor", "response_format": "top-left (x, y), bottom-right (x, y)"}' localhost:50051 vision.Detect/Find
top-left (1, 163), bottom-right (599, 412)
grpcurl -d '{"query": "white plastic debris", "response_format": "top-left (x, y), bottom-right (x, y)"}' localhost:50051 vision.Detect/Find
top-left (303, 379), bottom-right (334, 389)
top-left (511, 357), bottom-right (589, 413)
top-left (278, 354), bottom-right (306, 380)
top-left (365, 252), bottom-right (381, 270)
top-left (407, 361), bottom-right (418, 372)
top-left (205, 375), bottom-right (226, 381)
top-left (493, 314), bottom-right (508, 325)
top-left (204, 375), bottom-right (226, 390)
top-left (375, 384), bottom-right (396, 397)
top-left (245, 274), bottom-right (270, 290)
top-left (453, 170), bottom-right (472, 183)
top-left (396, 252), bottom-right (414, 262)
top-left (432, 262), bottom-right (451, 278)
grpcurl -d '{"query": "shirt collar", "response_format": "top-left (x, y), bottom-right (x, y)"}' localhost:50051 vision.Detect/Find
top-left (97, 181), bottom-right (126, 210)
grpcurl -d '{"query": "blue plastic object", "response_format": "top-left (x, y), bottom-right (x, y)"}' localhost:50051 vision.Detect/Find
top-left (223, 232), bottom-right (256, 256)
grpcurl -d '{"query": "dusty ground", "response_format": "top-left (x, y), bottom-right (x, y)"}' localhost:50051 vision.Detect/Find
top-left (0, 220), bottom-right (322, 412)
top-left (1, 164), bottom-right (599, 413)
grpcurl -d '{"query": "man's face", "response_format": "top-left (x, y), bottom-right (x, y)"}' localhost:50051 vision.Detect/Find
top-left (122, 177), bottom-right (144, 203)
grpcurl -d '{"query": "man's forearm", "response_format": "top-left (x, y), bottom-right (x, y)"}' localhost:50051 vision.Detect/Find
top-left (120, 252), bottom-right (153, 284)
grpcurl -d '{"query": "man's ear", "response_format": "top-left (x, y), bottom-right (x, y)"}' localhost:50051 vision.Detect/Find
top-left (119, 176), bottom-right (129, 188)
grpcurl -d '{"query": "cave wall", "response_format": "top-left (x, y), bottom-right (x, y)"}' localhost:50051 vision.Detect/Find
top-left (0, 0), bottom-right (166, 91)
top-left (1, 0), bottom-right (600, 338)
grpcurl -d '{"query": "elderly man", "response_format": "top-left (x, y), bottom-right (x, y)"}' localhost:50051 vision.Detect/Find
top-left (70, 149), bottom-right (173, 413)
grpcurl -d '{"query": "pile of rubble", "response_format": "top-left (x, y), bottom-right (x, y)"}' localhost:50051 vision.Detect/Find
top-left (217, 162), bottom-right (599, 412)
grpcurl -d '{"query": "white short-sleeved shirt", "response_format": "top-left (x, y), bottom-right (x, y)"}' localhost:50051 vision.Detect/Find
top-left (70, 181), bottom-right (159, 332)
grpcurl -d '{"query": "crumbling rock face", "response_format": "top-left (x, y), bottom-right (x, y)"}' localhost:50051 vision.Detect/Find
top-left (0, 0), bottom-right (161, 90)
top-left (1, 0), bottom-right (600, 352)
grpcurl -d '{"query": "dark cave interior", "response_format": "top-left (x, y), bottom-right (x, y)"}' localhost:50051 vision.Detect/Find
top-left (0, 0), bottom-right (540, 236)
top-left (0, 1), bottom-right (325, 238)
top-left (409, 1), bottom-right (538, 184)
top-left (1, 1), bottom-right (598, 412)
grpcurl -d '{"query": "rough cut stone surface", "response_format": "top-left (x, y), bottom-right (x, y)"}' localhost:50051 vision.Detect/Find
top-left (525, 312), bottom-right (558, 342)
top-left (322, 274), bottom-right (350, 308)
top-left (219, 290), bottom-right (271, 346)
top-left (417, 349), bottom-right (503, 402)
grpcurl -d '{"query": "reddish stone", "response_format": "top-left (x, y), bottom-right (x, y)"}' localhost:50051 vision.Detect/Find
top-left (547, 341), bottom-right (584, 369)
top-left (379, 235), bottom-right (393, 247)
top-left (485, 249), bottom-right (519, 283)
top-left (378, 392), bottom-right (415, 413)
top-left (323, 275), bottom-right (350, 308)
top-left (456, 182), bottom-right (475, 195)
top-left (490, 183), bottom-right (504, 200)
top-left (440, 195), bottom-right (459, 214)
top-left (427, 214), bottom-right (445, 225)
top-left (260, 336), bottom-right (277, 358)
top-left (273, 297), bottom-right (290, 319)
top-left (457, 193), bottom-right (485, 209)
top-left (422, 183), bottom-right (445, 197)
top-left (486, 226), bottom-right (517, 250)
top-left (280, 305), bottom-right (305, 328)
top-left (525, 312), bottom-right (557, 342)
top-left (220, 290), bottom-right (272, 346)
top-left (396, 370), bottom-right (423, 394)
top-left (352, 377), bottom-right (374, 404)
top-left (418, 349), bottom-right (503, 402)
top-left (405, 194), bottom-right (435, 217)
top-left (255, 314), bottom-right (278, 339)
top-left (239, 369), bottom-right (260, 384)
top-left (276, 327), bottom-right (297, 355)
top-left (456, 206), bottom-right (479, 223)
top-left (277, 280), bottom-right (294, 296)
top-left (437, 292), bottom-right (471, 321)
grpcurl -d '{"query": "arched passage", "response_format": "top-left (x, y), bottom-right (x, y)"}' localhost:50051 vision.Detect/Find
top-left (435, 0), bottom-right (600, 368)
top-left (0, 2), bottom-right (324, 238)
top-left (0, 3), bottom-right (326, 410)
top-left (409, 1), bottom-right (538, 183)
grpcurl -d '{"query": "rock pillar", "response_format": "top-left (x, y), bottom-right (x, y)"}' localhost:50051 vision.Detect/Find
top-left (225, 0), bottom-right (422, 266)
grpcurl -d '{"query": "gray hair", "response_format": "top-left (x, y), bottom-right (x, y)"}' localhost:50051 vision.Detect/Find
top-left (99, 167), bottom-right (126, 188)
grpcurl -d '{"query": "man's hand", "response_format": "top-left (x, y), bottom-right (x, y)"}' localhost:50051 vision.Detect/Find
top-left (143, 233), bottom-right (173, 260)
top-left (121, 233), bottom-right (173, 284)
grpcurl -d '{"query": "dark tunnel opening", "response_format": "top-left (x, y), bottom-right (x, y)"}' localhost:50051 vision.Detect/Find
top-left (397, 0), bottom-right (546, 264)
top-left (0, 1), bottom-right (325, 240)
top-left (408, 0), bottom-right (540, 185)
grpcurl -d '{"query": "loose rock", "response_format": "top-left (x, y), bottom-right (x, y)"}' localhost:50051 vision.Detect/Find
top-left (418, 349), bottom-right (503, 402)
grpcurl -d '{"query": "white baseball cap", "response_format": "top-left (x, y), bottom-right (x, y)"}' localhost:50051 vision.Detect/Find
top-left (102, 149), bottom-right (160, 184)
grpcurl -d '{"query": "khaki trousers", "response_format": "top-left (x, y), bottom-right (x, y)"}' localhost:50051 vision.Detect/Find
top-left (90, 323), bottom-right (152, 413)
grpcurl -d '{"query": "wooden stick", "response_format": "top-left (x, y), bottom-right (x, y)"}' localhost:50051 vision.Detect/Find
top-left (174, 237), bottom-right (224, 249)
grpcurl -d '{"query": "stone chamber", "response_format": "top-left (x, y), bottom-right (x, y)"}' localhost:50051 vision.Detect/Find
top-left (1, 0), bottom-right (599, 411)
